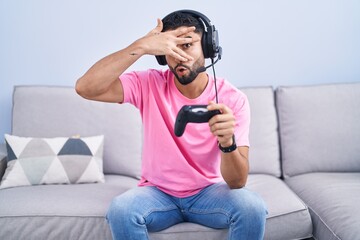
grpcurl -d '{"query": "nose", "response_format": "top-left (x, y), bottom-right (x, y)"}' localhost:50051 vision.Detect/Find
top-left (175, 57), bottom-right (183, 64)
top-left (166, 55), bottom-right (181, 66)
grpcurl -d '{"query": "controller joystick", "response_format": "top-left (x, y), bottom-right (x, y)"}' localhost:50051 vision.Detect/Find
top-left (174, 105), bottom-right (221, 137)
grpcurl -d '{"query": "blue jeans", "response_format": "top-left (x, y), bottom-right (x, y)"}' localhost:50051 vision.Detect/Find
top-left (106, 182), bottom-right (267, 240)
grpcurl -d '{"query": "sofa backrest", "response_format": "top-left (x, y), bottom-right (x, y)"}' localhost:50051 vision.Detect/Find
top-left (11, 85), bottom-right (282, 179)
top-left (276, 82), bottom-right (360, 178)
top-left (241, 87), bottom-right (281, 177)
top-left (11, 86), bottom-right (142, 178)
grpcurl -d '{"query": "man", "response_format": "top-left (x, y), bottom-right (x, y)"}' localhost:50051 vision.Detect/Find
top-left (76, 10), bottom-right (267, 240)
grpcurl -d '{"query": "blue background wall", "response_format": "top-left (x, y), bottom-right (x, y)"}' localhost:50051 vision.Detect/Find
top-left (1, 0), bottom-right (360, 142)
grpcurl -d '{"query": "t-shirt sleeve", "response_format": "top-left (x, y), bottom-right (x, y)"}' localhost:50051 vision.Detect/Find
top-left (119, 71), bottom-right (146, 110)
top-left (234, 93), bottom-right (251, 147)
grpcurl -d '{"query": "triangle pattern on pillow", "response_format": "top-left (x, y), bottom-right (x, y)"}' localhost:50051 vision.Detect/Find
top-left (18, 156), bottom-right (54, 185)
top-left (81, 136), bottom-right (104, 156)
top-left (45, 137), bottom-right (68, 155)
top-left (0, 160), bottom-right (31, 189)
top-left (5, 141), bottom-right (17, 161)
top-left (58, 155), bottom-right (92, 183)
top-left (19, 138), bottom-right (55, 158)
top-left (41, 157), bottom-right (70, 184)
top-left (58, 139), bottom-right (92, 156)
top-left (4, 134), bottom-right (32, 159)
top-left (94, 142), bottom-right (104, 159)
top-left (77, 158), bottom-right (104, 183)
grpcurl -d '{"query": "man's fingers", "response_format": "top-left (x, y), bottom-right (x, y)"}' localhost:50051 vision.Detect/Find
top-left (210, 120), bottom-right (235, 133)
top-left (170, 47), bottom-right (192, 62)
top-left (175, 35), bottom-right (201, 45)
top-left (207, 102), bottom-right (232, 114)
top-left (144, 21), bottom-right (197, 60)
top-left (207, 102), bottom-right (236, 138)
top-left (173, 26), bottom-right (196, 36)
top-left (209, 115), bottom-right (235, 129)
top-left (147, 18), bottom-right (163, 35)
top-left (155, 18), bottom-right (163, 32)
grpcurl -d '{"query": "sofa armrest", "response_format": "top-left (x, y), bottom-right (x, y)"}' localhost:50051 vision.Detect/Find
top-left (0, 143), bottom-right (7, 180)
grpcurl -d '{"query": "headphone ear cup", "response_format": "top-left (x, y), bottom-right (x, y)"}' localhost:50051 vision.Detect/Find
top-left (208, 25), bottom-right (219, 59)
top-left (201, 31), bottom-right (209, 59)
top-left (156, 55), bottom-right (167, 65)
top-left (201, 25), bottom-right (219, 59)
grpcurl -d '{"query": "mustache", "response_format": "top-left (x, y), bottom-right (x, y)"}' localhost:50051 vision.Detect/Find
top-left (173, 64), bottom-right (206, 74)
top-left (174, 64), bottom-right (190, 71)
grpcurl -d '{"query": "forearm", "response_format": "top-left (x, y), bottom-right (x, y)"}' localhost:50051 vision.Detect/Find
top-left (75, 41), bottom-right (144, 101)
top-left (220, 147), bottom-right (249, 189)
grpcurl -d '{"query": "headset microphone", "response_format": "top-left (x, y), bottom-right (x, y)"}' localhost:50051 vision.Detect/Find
top-left (196, 66), bottom-right (206, 73)
top-left (196, 49), bottom-right (222, 74)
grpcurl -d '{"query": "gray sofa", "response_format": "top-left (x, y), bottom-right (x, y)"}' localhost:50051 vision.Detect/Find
top-left (0, 82), bottom-right (359, 240)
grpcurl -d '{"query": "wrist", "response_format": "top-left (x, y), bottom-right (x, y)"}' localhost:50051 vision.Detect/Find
top-left (128, 39), bottom-right (147, 56)
top-left (218, 135), bottom-right (237, 153)
top-left (220, 138), bottom-right (233, 148)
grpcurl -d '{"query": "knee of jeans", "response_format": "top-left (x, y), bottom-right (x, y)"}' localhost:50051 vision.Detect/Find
top-left (249, 196), bottom-right (267, 223)
top-left (106, 195), bottom-right (140, 225)
top-left (106, 197), bottom-right (121, 223)
top-left (232, 190), bottom-right (267, 222)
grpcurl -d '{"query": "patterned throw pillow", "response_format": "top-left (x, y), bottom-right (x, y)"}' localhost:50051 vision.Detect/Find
top-left (0, 134), bottom-right (105, 189)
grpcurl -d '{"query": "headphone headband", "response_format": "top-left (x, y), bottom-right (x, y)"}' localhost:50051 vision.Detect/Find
top-left (155, 10), bottom-right (221, 65)
top-left (162, 9), bottom-right (212, 31)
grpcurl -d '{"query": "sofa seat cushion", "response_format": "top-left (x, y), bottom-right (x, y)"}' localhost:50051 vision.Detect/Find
top-left (0, 174), bottom-right (311, 240)
top-left (286, 172), bottom-right (360, 240)
top-left (149, 174), bottom-right (312, 240)
top-left (0, 175), bottom-right (138, 240)
top-left (247, 174), bottom-right (312, 240)
top-left (149, 222), bottom-right (227, 240)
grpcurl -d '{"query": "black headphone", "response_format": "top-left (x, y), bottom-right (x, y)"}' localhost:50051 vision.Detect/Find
top-left (155, 10), bottom-right (222, 66)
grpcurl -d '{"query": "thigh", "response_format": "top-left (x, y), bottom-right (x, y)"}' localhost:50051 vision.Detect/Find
top-left (108, 186), bottom-right (184, 232)
top-left (185, 182), bottom-right (267, 229)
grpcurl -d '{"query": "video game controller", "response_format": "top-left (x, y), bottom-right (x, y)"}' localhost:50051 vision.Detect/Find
top-left (174, 105), bottom-right (221, 137)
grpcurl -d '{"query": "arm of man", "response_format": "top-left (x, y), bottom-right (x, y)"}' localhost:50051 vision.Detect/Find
top-left (208, 102), bottom-right (249, 189)
top-left (75, 19), bottom-right (197, 103)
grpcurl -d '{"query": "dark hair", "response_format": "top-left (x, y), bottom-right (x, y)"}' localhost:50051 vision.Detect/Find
top-left (162, 11), bottom-right (204, 34)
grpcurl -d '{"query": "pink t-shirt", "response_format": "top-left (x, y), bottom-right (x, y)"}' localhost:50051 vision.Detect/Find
top-left (120, 69), bottom-right (250, 197)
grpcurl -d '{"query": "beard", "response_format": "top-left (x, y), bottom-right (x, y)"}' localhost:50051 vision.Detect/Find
top-left (169, 60), bottom-right (204, 86)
